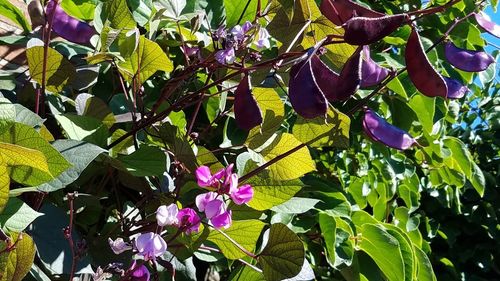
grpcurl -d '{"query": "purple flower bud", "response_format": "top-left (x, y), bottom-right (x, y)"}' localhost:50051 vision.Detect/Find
top-left (242, 21), bottom-right (253, 33)
top-left (196, 192), bottom-right (218, 212)
top-left (360, 46), bottom-right (389, 88)
top-left (46, 0), bottom-right (96, 45)
top-left (230, 184), bottom-right (254, 205)
top-left (177, 208), bottom-right (201, 234)
top-left (108, 237), bottom-right (132, 255)
top-left (156, 204), bottom-right (179, 226)
top-left (255, 27), bottom-right (271, 49)
top-left (444, 41), bottom-right (495, 72)
top-left (475, 11), bottom-right (500, 38)
top-left (362, 107), bottom-right (417, 150)
top-left (130, 261), bottom-right (150, 281)
top-left (215, 48), bottom-right (236, 64)
top-left (443, 76), bottom-right (469, 99)
top-left (234, 74), bottom-right (263, 130)
top-left (135, 232), bottom-right (167, 261)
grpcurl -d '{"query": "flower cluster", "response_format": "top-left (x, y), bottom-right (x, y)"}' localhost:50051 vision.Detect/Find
top-left (156, 204), bottom-right (201, 234)
top-left (214, 21), bottom-right (271, 64)
top-left (194, 164), bottom-right (254, 229)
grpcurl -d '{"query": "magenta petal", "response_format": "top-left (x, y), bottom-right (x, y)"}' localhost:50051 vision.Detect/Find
top-left (230, 184), bottom-right (254, 205)
top-left (130, 264), bottom-right (150, 281)
top-left (475, 11), bottom-right (500, 38)
top-left (204, 199), bottom-right (225, 219)
top-left (210, 210), bottom-right (232, 229)
top-left (443, 77), bottom-right (469, 99)
top-left (362, 108), bottom-right (416, 150)
top-left (177, 208), bottom-right (201, 234)
top-left (195, 166), bottom-right (213, 187)
top-left (196, 192), bottom-right (217, 212)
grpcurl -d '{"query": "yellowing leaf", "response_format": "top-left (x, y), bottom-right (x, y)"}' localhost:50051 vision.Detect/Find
top-left (261, 133), bottom-right (315, 180)
top-left (293, 107), bottom-right (350, 148)
top-left (0, 165), bottom-right (9, 213)
top-left (208, 220), bottom-right (265, 260)
top-left (0, 232), bottom-right (36, 281)
top-left (0, 143), bottom-right (50, 173)
top-left (246, 87), bottom-right (284, 149)
top-left (26, 46), bottom-right (76, 93)
top-left (119, 36), bottom-right (174, 85)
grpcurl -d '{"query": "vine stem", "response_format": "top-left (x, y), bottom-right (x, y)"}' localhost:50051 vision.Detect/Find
top-left (65, 193), bottom-right (77, 281)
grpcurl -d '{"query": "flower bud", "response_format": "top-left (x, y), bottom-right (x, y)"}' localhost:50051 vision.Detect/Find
top-left (108, 237), bottom-right (132, 255)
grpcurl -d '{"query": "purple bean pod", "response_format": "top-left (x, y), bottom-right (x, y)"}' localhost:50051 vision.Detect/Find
top-left (443, 76), bottom-right (469, 99)
top-left (360, 46), bottom-right (389, 88)
top-left (474, 11), bottom-right (500, 38)
top-left (320, 0), bottom-right (384, 26)
top-left (289, 58), bottom-right (329, 119)
top-left (310, 55), bottom-right (339, 100)
top-left (362, 107), bottom-right (417, 150)
top-left (46, 0), bottom-right (96, 45)
top-left (234, 74), bottom-right (263, 130)
top-left (327, 47), bottom-right (362, 101)
top-left (343, 14), bottom-right (407, 45)
top-left (444, 41), bottom-right (495, 72)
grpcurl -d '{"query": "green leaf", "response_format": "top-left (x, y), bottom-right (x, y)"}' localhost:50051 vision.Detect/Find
top-left (0, 123), bottom-right (71, 187)
top-left (414, 247), bottom-right (437, 281)
top-left (103, 0), bottom-right (136, 29)
top-left (61, 0), bottom-right (96, 20)
top-left (0, 198), bottom-right (43, 232)
top-left (118, 146), bottom-right (167, 177)
top-left (224, 0), bottom-right (268, 27)
top-left (54, 114), bottom-right (109, 146)
top-left (443, 137), bottom-right (471, 178)
top-left (37, 140), bottom-right (105, 192)
top-left (319, 213), bottom-right (336, 267)
top-left (0, 165), bottom-right (9, 213)
top-left (293, 107), bottom-right (350, 148)
top-left (13, 104), bottom-right (43, 128)
top-left (127, 0), bottom-right (153, 26)
top-left (229, 265), bottom-right (265, 281)
top-left (408, 94), bottom-right (434, 133)
top-left (357, 224), bottom-right (405, 281)
top-left (470, 162), bottom-right (485, 197)
top-left (0, 143), bottom-right (50, 174)
top-left (26, 46), bottom-right (76, 93)
top-left (208, 220), bottom-right (265, 260)
top-left (0, 0), bottom-right (31, 32)
top-left (246, 88), bottom-right (284, 149)
top-left (75, 94), bottom-right (116, 128)
top-left (0, 232), bottom-right (36, 281)
top-left (0, 100), bottom-right (15, 135)
top-left (158, 0), bottom-right (187, 19)
top-left (246, 173), bottom-right (303, 211)
top-left (258, 223), bottom-right (304, 281)
top-left (383, 224), bottom-right (415, 281)
top-left (270, 197), bottom-right (320, 214)
top-left (119, 36), bottom-right (174, 85)
top-left (260, 133), bottom-right (315, 180)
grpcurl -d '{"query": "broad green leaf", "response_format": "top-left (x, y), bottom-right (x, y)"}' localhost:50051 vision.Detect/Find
top-left (208, 220), bottom-right (265, 260)
top-left (470, 162), bottom-right (485, 197)
top-left (443, 137), bottom-right (471, 178)
top-left (260, 133), bottom-right (315, 180)
top-left (119, 36), bottom-right (174, 85)
top-left (118, 146), bottom-right (167, 177)
top-left (0, 232), bottom-right (36, 281)
top-left (103, 0), bottom-right (136, 29)
top-left (158, 123), bottom-right (197, 172)
top-left (267, 0), bottom-right (312, 51)
top-left (54, 114), bottom-right (109, 146)
top-left (293, 107), bottom-right (350, 148)
top-left (158, 0), bottom-right (187, 19)
top-left (75, 94), bottom-right (116, 128)
top-left (37, 140), bottom-right (105, 192)
top-left (0, 123), bottom-right (71, 187)
top-left (357, 224), bottom-right (405, 281)
top-left (334, 217), bottom-right (355, 267)
top-left (246, 88), bottom-right (285, 149)
top-left (246, 173), bottom-right (303, 211)
top-left (0, 102), bottom-right (15, 135)
top-left (13, 104), bottom-right (43, 128)
top-left (127, 0), bottom-right (153, 26)
top-left (258, 223), bottom-right (304, 281)
top-left (224, 0), bottom-right (268, 27)
top-left (414, 247), bottom-right (437, 281)
top-left (196, 146), bottom-right (225, 172)
top-left (384, 224), bottom-right (415, 281)
top-left (319, 213), bottom-right (336, 267)
top-left (61, 0), bottom-right (96, 20)
top-left (408, 94), bottom-right (434, 133)
top-left (0, 142), bottom-right (51, 177)
top-left (270, 197), bottom-right (320, 214)
top-left (0, 0), bottom-right (31, 32)
top-left (26, 46), bottom-right (76, 93)
top-left (0, 198), bottom-right (43, 232)
top-left (229, 265), bottom-right (265, 281)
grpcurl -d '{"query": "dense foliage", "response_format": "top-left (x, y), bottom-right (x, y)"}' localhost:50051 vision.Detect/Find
top-left (0, 0), bottom-right (498, 280)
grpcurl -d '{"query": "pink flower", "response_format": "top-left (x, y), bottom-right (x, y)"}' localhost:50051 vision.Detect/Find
top-left (195, 166), bottom-right (224, 188)
top-left (156, 204), bottom-right (179, 226)
top-left (135, 232), bottom-right (167, 261)
top-left (129, 261), bottom-right (150, 281)
top-left (196, 192), bottom-right (218, 212)
top-left (108, 237), bottom-right (132, 254)
top-left (230, 184), bottom-right (254, 205)
top-left (204, 198), bottom-right (232, 229)
top-left (177, 208), bottom-right (201, 234)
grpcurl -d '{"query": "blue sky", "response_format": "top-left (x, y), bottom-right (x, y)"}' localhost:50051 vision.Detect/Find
top-left (483, 6), bottom-right (500, 53)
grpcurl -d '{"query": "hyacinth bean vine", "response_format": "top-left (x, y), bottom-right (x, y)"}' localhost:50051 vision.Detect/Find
top-left (0, 0), bottom-right (498, 280)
